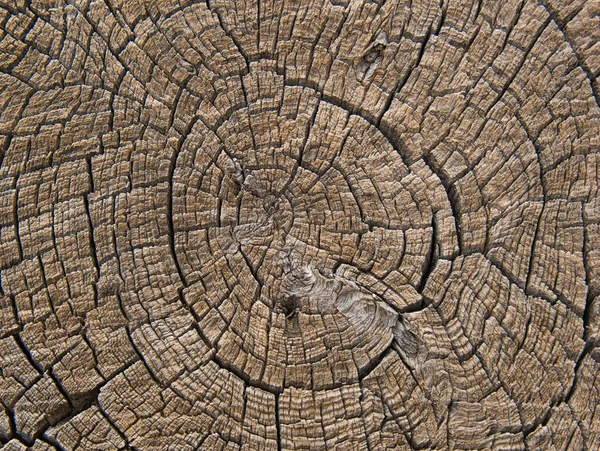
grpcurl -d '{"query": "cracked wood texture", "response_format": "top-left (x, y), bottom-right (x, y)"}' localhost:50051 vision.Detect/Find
top-left (0, 0), bottom-right (599, 449)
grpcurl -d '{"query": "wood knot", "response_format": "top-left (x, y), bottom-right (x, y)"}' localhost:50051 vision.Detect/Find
top-left (277, 294), bottom-right (301, 336)
top-left (363, 42), bottom-right (385, 64)
top-left (279, 294), bottom-right (300, 319)
top-left (357, 38), bottom-right (386, 81)
top-left (180, 60), bottom-right (197, 76)
top-left (263, 194), bottom-right (280, 214)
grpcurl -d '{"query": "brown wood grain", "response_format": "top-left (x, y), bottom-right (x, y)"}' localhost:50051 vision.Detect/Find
top-left (0, 0), bottom-right (598, 449)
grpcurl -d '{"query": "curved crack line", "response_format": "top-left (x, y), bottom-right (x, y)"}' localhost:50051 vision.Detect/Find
top-left (538, 0), bottom-right (600, 109)
top-left (161, 73), bottom-right (450, 400)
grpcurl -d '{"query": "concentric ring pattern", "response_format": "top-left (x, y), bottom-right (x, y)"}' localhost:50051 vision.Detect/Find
top-left (0, 0), bottom-right (599, 450)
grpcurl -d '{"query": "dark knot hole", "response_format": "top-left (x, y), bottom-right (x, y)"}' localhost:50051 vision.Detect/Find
top-left (279, 294), bottom-right (301, 336)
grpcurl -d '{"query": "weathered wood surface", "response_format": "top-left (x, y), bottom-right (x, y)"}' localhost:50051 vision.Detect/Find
top-left (0, 0), bottom-right (599, 449)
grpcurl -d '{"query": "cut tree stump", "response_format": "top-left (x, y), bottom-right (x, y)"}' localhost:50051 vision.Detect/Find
top-left (0, 0), bottom-right (599, 450)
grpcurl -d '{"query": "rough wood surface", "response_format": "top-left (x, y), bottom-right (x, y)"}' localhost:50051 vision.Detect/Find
top-left (0, 0), bottom-right (599, 449)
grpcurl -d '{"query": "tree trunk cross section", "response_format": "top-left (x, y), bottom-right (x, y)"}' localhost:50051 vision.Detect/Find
top-left (0, 0), bottom-right (598, 450)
